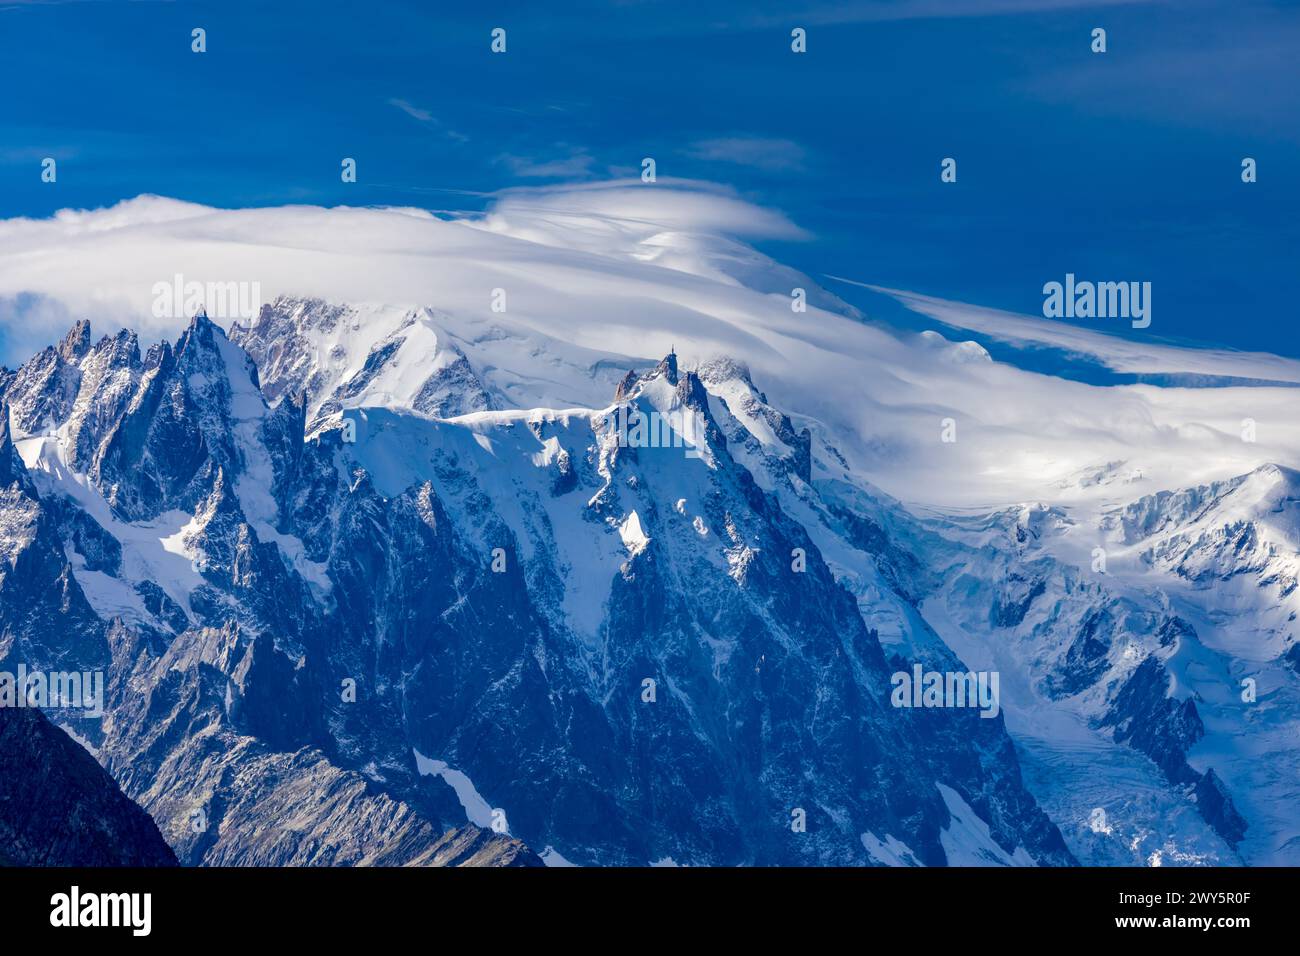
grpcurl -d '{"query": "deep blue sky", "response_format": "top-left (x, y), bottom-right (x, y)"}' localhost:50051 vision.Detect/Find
top-left (1, 0), bottom-right (1297, 358)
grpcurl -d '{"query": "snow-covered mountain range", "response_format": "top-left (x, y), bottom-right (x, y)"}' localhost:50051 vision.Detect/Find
top-left (1, 186), bottom-right (1297, 866)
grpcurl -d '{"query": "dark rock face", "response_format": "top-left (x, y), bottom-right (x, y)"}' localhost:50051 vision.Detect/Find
top-left (1102, 656), bottom-right (1204, 787)
top-left (92, 316), bottom-right (243, 521)
top-left (1195, 770), bottom-right (1248, 846)
top-left (0, 706), bottom-right (177, 867)
top-left (92, 619), bottom-right (539, 867)
top-left (1100, 656), bottom-right (1246, 846)
top-left (1044, 608), bottom-right (1116, 699)
top-left (991, 574), bottom-right (1046, 628)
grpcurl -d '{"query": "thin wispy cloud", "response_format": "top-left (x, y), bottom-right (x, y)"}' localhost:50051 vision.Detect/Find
top-left (388, 98), bottom-right (434, 123)
top-left (496, 148), bottom-right (596, 179)
top-left (0, 145), bottom-right (79, 164)
top-left (387, 97), bottom-right (469, 143)
top-left (1019, 7), bottom-right (1300, 139)
top-left (685, 136), bottom-right (807, 172)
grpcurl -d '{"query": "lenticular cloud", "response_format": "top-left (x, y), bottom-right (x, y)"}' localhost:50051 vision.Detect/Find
top-left (1, 182), bottom-right (1298, 512)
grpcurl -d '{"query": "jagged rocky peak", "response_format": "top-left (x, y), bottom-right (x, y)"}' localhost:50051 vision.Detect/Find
top-left (57, 318), bottom-right (93, 363)
top-left (604, 350), bottom-right (821, 486)
top-left (613, 369), bottom-right (639, 401)
top-left (656, 348), bottom-right (678, 385)
top-left (1108, 462), bottom-right (1300, 545)
top-left (674, 367), bottom-right (710, 411)
top-left (102, 325), bottom-right (142, 358)
top-left (177, 308), bottom-right (235, 363)
top-left (633, 348), bottom-right (679, 388)
top-left (697, 355), bottom-right (755, 390)
top-left (686, 354), bottom-right (813, 483)
top-left (3, 327), bottom-right (85, 435)
top-left (143, 339), bottom-right (172, 370)
top-left (77, 326), bottom-right (143, 378)
top-left (612, 349), bottom-right (687, 399)
top-left (0, 319), bottom-right (150, 478)
top-left (611, 349), bottom-right (680, 403)
top-left (256, 294), bottom-right (350, 333)
top-left (230, 295), bottom-right (491, 421)
top-left (75, 308), bottom-right (271, 522)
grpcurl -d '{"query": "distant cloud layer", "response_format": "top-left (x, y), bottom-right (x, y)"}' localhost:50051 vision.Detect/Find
top-left (0, 181), bottom-right (1296, 510)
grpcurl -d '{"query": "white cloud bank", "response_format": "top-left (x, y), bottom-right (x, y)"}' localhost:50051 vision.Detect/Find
top-left (1, 181), bottom-right (1297, 510)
